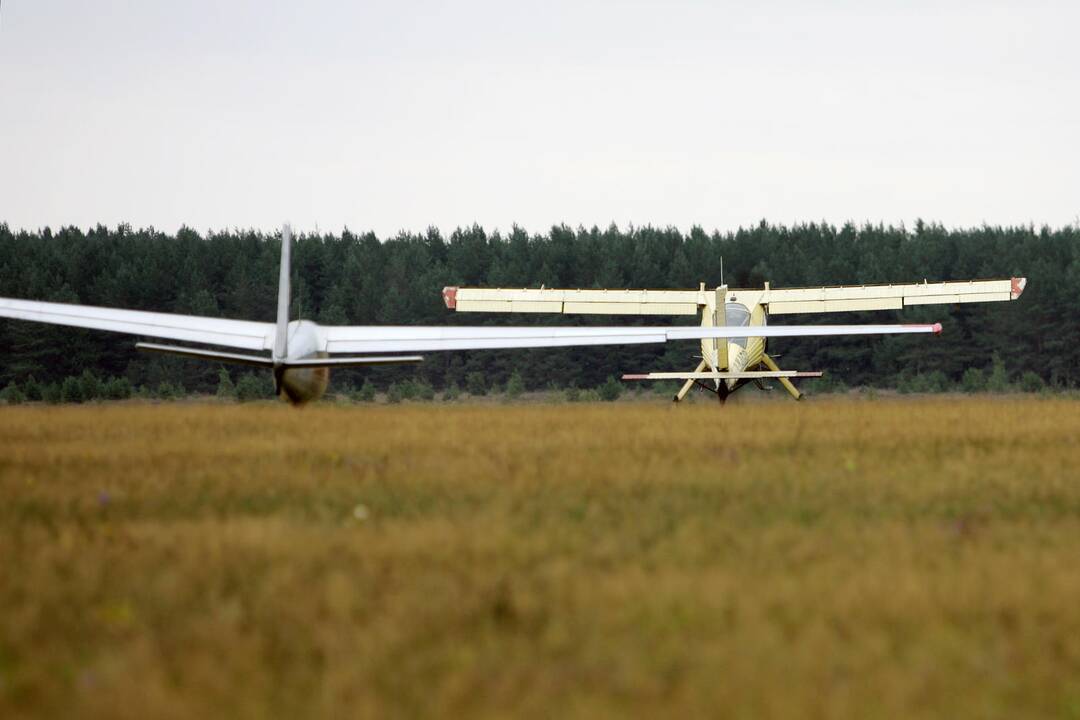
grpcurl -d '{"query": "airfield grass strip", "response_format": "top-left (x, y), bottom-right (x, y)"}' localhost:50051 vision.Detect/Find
top-left (1, 398), bottom-right (1080, 718)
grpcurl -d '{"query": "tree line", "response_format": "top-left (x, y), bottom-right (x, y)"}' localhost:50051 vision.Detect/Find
top-left (0, 220), bottom-right (1076, 399)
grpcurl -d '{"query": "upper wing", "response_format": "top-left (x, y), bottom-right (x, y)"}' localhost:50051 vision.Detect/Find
top-left (442, 286), bottom-right (702, 315)
top-left (442, 278), bottom-right (1026, 315)
top-left (755, 278), bottom-right (1025, 314)
top-left (0, 297), bottom-right (274, 351)
top-left (323, 323), bottom-right (941, 354)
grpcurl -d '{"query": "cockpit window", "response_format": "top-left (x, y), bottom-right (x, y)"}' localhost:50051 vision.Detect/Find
top-left (725, 303), bottom-right (751, 349)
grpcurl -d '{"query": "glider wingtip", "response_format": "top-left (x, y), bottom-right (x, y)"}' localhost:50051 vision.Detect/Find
top-left (1011, 277), bottom-right (1027, 300)
top-left (932, 322), bottom-right (943, 335)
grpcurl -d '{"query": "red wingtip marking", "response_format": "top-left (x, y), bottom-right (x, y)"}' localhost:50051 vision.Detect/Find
top-left (442, 286), bottom-right (458, 309)
top-left (1011, 277), bottom-right (1027, 300)
top-left (902, 323), bottom-right (942, 334)
top-left (622, 374), bottom-right (648, 380)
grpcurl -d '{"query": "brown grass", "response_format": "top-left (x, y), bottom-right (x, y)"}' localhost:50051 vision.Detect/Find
top-left (2, 398), bottom-right (1080, 719)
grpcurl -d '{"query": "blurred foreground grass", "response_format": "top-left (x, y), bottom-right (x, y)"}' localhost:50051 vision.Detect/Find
top-left (2, 398), bottom-right (1080, 718)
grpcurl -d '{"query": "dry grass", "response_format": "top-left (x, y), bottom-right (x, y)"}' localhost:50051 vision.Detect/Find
top-left (2, 398), bottom-right (1080, 719)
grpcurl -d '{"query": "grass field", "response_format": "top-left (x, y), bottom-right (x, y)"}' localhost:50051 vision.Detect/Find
top-left (2, 397), bottom-right (1080, 719)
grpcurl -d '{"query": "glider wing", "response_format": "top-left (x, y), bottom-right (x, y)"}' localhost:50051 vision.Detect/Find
top-left (0, 297), bottom-right (274, 351)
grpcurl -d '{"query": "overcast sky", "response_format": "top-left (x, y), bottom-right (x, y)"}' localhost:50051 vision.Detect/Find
top-left (0, 1), bottom-right (1077, 237)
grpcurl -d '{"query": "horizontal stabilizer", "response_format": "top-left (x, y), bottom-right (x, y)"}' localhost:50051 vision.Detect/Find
top-left (282, 355), bottom-right (423, 368)
top-left (137, 343), bottom-right (423, 368)
top-left (137, 343), bottom-right (275, 367)
top-left (622, 371), bottom-right (823, 380)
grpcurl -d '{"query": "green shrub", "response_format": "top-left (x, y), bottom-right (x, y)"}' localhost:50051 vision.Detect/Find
top-left (928, 371), bottom-right (950, 393)
top-left (597, 376), bottom-right (622, 402)
top-left (1019, 371), bottom-right (1045, 393)
top-left (564, 386), bottom-right (581, 402)
top-left (901, 370), bottom-right (950, 394)
top-left (652, 381), bottom-right (678, 397)
top-left (156, 381), bottom-right (181, 400)
top-left (412, 379), bottom-right (435, 401)
top-left (61, 376), bottom-right (84, 404)
top-left (579, 389), bottom-right (601, 402)
top-left (23, 376), bottom-right (41, 402)
top-left (235, 374), bottom-right (268, 402)
top-left (41, 382), bottom-right (62, 404)
top-left (104, 377), bottom-right (133, 400)
top-left (961, 367), bottom-right (986, 393)
top-left (216, 368), bottom-right (237, 399)
top-left (386, 382), bottom-right (404, 404)
top-left (466, 372), bottom-right (487, 396)
top-left (986, 353), bottom-right (1011, 393)
top-left (79, 370), bottom-right (102, 401)
top-left (1, 382), bottom-right (25, 405)
top-left (354, 379), bottom-right (377, 402)
top-left (810, 375), bottom-right (849, 395)
top-left (442, 382), bottom-right (460, 402)
top-left (505, 370), bottom-right (525, 400)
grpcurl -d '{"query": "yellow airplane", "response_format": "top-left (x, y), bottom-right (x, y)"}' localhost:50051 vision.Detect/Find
top-left (442, 277), bottom-right (1026, 402)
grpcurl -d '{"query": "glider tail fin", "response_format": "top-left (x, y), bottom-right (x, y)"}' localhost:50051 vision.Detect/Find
top-left (273, 224), bottom-right (292, 361)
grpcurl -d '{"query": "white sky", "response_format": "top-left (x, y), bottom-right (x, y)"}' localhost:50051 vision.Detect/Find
top-left (0, 0), bottom-right (1077, 237)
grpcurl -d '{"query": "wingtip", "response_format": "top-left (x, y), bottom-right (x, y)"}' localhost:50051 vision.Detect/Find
top-left (932, 322), bottom-right (943, 335)
top-left (1011, 277), bottom-right (1027, 300)
top-left (442, 286), bottom-right (458, 309)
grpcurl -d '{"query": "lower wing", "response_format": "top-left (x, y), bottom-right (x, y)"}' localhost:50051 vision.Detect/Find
top-left (323, 323), bottom-right (941, 353)
top-left (0, 296), bottom-right (941, 362)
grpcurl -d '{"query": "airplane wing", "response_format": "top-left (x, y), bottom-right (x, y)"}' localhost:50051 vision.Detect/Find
top-left (322, 322), bottom-right (941, 354)
top-left (0, 297), bottom-right (275, 351)
top-left (753, 277), bottom-right (1025, 314)
top-left (442, 278), bottom-right (1026, 315)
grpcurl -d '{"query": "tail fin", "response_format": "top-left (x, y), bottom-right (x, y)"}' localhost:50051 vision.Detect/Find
top-left (273, 224), bottom-right (292, 361)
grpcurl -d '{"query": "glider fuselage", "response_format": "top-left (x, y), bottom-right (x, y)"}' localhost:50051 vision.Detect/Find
top-left (275, 320), bottom-right (330, 404)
